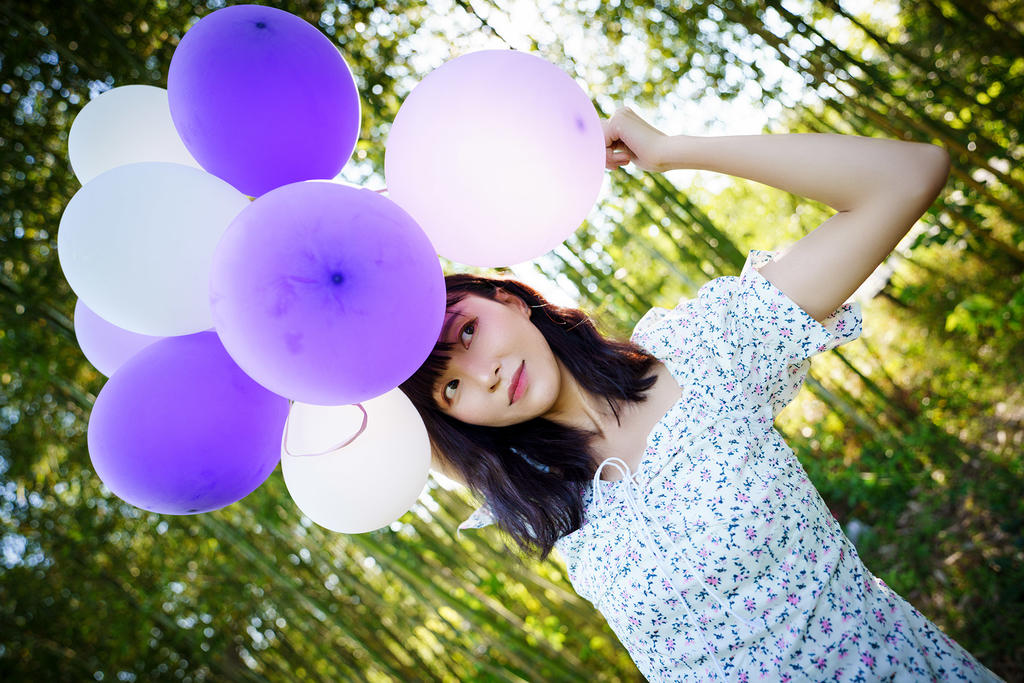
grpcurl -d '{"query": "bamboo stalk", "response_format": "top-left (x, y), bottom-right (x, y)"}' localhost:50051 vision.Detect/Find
top-left (830, 349), bottom-right (915, 426)
top-left (716, 4), bottom-right (1024, 264)
top-left (629, 197), bottom-right (710, 278)
top-left (361, 529), bottom-right (595, 680)
top-left (351, 533), bottom-right (547, 681)
top-left (923, 0), bottom-right (1024, 52)
top-left (804, 375), bottom-right (889, 443)
top-left (563, 237), bottom-right (648, 319)
top-left (254, 507), bottom-right (455, 679)
top-left (646, 173), bottom-right (747, 271)
top-left (198, 515), bottom-right (400, 680)
top-left (797, 110), bottom-right (1008, 262)
top-left (401, 509), bottom-right (613, 648)
top-left (764, 0), bottom-right (1024, 201)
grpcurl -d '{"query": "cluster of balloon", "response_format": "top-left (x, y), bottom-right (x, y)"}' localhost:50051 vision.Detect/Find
top-left (58, 4), bottom-right (606, 532)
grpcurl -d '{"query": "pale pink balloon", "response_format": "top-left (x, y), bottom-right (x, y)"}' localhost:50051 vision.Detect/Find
top-left (384, 49), bottom-right (605, 267)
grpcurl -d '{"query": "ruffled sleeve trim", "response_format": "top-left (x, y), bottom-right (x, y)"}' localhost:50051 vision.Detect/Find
top-left (456, 504), bottom-right (496, 538)
top-left (736, 249), bottom-right (863, 413)
top-left (740, 249), bottom-right (862, 354)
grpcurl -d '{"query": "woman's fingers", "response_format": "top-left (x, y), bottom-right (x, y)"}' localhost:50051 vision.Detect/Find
top-left (602, 117), bottom-right (626, 154)
top-left (602, 107), bottom-right (651, 170)
top-left (605, 146), bottom-right (633, 170)
top-left (601, 115), bottom-right (616, 149)
top-left (600, 106), bottom-right (668, 173)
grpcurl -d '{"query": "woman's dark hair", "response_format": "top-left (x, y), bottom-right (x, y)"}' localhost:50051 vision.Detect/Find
top-left (398, 274), bottom-right (658, 562)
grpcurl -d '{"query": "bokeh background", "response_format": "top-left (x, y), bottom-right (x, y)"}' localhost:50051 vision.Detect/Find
top-left (1, 0), bottom-right (1021, 680)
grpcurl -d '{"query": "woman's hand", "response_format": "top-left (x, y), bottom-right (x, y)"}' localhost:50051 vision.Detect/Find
top-left (601, 106), bottom-right (670, 173)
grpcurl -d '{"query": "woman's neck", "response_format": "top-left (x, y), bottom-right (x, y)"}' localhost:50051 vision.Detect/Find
top-left (542, 359), bottom-right (623, 439)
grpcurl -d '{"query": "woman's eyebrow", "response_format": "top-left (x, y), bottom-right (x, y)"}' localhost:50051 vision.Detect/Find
top-left (439, 309), bottom-right (466, 343)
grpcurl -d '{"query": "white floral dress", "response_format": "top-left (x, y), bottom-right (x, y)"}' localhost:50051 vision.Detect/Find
top-left (457, 250), bottom-right (1003, 682)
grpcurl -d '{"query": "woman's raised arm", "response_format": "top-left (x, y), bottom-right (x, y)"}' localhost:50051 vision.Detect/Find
top-left (656, 131), bottom-right (950, 322)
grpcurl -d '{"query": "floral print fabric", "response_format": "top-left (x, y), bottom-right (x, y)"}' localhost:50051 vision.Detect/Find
top-left (458, 250), bottom-right (1002, 682)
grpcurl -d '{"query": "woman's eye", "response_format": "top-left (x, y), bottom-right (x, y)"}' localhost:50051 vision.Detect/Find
top-left (460, 321), bottom-right (476, 346)
top-left (444, 379), bottom-right (459, 401)
top-left (440, 320), bottom-right (474, 404)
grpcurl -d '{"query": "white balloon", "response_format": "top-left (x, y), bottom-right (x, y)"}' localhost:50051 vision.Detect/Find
top-left (281, 390), bottom-right (431, 534)
top-left (57, 162), bottom-right (251, 337)
top-left (68, 85), bottom-right (202, 185)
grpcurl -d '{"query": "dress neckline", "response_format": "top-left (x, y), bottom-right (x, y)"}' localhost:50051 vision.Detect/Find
top-left (594, 346), bottom-right (686, 486)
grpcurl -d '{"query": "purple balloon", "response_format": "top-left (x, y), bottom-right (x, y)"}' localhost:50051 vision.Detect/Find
top-left (74, 298), bottom-right (164, 378)
top-left (87, 331), bottom-right (288, 514)
top-left (167, 5), bottom-right (360, 197)
top-left (209, 181), bottom-right (445, 406)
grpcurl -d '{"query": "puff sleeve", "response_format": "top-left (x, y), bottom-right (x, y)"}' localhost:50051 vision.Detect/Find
top-left (632, 249), bottom-right (862, 417)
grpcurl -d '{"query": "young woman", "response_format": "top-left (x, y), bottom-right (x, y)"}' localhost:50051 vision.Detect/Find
top-left (399, 108), bottom-right (1002, 681)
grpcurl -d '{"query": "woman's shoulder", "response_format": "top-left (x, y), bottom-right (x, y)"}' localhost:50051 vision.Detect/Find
top-left (631, 251), bottom-right (770, 332)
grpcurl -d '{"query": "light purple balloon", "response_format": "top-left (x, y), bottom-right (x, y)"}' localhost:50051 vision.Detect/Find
top-left (167, 4), bottom-right (360, 197)
top-left (384, 49), bottom-right (605, 267)
top-left (209, 181), bottom-right (445, 406)
top-left (74, 298), bottom-right (164, 377)
top-left (87, 331), bottom-right (288, 515)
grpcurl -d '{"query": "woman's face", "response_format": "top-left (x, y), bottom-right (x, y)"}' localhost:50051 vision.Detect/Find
top-left (432, 291), bottom-right (562, 427)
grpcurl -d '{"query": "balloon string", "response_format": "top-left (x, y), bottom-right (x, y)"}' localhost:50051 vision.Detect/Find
top-left (282, 401), bottom-right (368, 457)
top-left (374, 188), bottom-right (388, 194)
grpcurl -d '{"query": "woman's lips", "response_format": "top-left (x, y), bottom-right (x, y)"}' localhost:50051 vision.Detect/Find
top-left (509, 361), bottom-right (526, 405)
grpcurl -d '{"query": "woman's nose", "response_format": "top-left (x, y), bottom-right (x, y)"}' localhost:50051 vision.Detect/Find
top-left (467, 359), bottom-right (501, 390)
